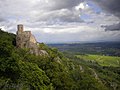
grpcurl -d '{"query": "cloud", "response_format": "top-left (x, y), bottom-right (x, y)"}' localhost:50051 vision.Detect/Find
top-left (33, 24), bottom-right (120, 43)
top-left (31, 0), bottom-right (85, 23)
top-left (102, 23), bottom-right (120, 31)
top-left (34, 9), bottom-right (84, 23)
top-left (0, 0), bottom-right (84, 25)
top-left (0, 0), bottom-right (120, 43)
top-left (92, 0), bottom-right (120, 18)
top-left (34, 0), bottom-right (83, 10)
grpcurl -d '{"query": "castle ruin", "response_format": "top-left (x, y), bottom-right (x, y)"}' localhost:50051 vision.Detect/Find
top-left (16, 24), bottom-right (47, 56)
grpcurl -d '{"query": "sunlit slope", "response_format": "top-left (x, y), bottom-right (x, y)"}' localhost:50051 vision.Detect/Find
top-left (76, 54), bottom-right (120, 67)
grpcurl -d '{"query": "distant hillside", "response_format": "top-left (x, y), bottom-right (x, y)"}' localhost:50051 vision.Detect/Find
top-left (0, 29), bottom-right (120, 90)
top-left (76, 54), bottom-right (120, 67)
top-left (48, 42), bottom-right (120, 56)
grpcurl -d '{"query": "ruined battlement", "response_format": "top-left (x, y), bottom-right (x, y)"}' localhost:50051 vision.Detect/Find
top-left (16, 24), bottom-right (48, 56)
top-left (16, 24), bottom-right (37, 48)
top-left (17, 24), bottom-right (24, 34)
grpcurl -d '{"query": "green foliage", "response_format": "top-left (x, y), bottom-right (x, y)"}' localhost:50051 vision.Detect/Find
top-left (19, 61), bottom-right (53, 90)
top-left (67, 53), bottom-right (120, 90)
top-left (38, 43), bottom-right (64, 59)
top-left (0, 30), bottom-right (53, 90)
top-left (0, 41), bottom-right (13, 57)
top-left (0, 29), bottom-right (16, 45)
top-left (0, 29), bottom-right (120, 90)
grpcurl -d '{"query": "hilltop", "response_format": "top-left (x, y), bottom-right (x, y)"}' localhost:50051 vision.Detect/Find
top-left (0, 28), bottom-right (120, 90)
top-left (16, 24), bottom-right (48, 56)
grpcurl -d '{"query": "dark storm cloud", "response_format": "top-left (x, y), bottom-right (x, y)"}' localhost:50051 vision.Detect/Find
top-left (35, 9), bottom-right (84, 23)
top-left (102, 23), bottom-right (120, 31)
top-left (51, 0), bottom-right (83, 10)
top-left (34, 0), bottom-right (84, 23)
top-left (84, 0), bottom-right (120, 32)
top-left (92, 0), bottom-right (120, 18)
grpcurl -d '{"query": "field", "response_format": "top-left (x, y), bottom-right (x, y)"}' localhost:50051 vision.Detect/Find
top-left (48, 42), bottom-right (120, 67)
top-left (76, 54), bottom-right (120, 67)
top-left (48, 42), bottom-right (120, 56)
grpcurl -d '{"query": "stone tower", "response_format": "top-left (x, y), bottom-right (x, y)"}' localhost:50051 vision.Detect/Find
top-left (16, 24), bottom-right (36, 48)
top-left (16, 24), bottom-right (48, 56)
top-left (17, 24), bottom-right (23, 34)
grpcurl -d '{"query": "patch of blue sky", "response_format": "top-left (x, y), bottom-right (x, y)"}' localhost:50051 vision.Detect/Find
top-left (80, 14), bottom-right (91, 20)
top-left (6, 16), bottom-right (22, 20)
top-left (87, 1), bottom-right (102, 13)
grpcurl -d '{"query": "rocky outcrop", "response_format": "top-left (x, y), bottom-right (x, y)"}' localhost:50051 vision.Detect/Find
top-left (16, 24), bottom-right (48, 56)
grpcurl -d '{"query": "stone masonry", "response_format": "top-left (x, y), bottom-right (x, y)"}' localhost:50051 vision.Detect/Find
top-left (16, 24), bottom-right (48, 56)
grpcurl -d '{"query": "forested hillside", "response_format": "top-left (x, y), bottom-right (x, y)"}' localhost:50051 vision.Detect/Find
top-left (0, 29), bottom-right (120, 90)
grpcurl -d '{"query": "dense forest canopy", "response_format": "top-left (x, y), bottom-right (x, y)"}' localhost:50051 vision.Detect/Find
top-left (0, 29), bottom-right (120, 90)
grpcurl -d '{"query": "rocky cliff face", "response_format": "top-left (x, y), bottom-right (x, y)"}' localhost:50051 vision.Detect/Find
top-left (16, 24), bottom-right (48, 56)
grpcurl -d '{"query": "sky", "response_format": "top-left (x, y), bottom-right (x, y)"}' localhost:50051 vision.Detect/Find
top-left (0, 0), bottom-right (120, 43)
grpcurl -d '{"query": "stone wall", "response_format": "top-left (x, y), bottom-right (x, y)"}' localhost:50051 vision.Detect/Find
top-left (16, 24), bottom-right (48, 56)
top-left (30, 34), bottom-right (37, 44)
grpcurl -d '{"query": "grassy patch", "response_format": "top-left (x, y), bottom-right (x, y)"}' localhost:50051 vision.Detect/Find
top-left (76, 54), bottom-right (120, 67)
